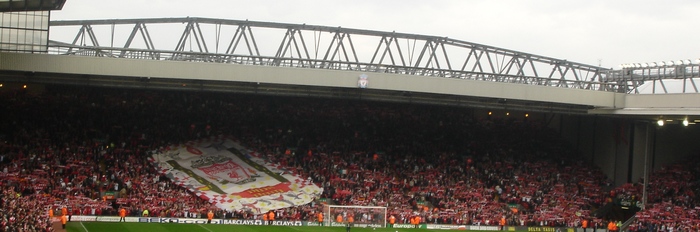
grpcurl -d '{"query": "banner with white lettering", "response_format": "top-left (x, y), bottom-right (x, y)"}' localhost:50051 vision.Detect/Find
top-left (138, 218), bottom-right (265, 225)
top-left (136, 218), bottom-right (304, 226)
top-left (69, 216), bottom-right (139, 223)
top-left (504, 226), bottom-right (573, 232)
top-left (392, 224), bottom-right (416, 229)
top-left (425, 224), bottom-right (499, 230)
top-left (150, 136), bottom-right (322, 213)
top-left (329, 222), bottom-right (383, 228)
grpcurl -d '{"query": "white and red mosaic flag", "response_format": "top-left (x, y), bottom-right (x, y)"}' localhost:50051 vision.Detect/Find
top-left (150, 136), bottom-right (322, 214)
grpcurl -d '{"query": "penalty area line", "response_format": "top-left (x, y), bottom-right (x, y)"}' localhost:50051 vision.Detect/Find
top-left (79, 222), bottom-right (89, 232)
top-left (197, 224), bottom-right (214, 232)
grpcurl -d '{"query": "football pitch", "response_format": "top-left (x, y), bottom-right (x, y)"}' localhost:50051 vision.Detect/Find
top-left (66, 222), bottom-right (504, 232)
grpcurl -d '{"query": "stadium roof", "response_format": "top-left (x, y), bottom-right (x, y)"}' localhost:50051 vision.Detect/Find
top-left (0, 0), bottom-right (65, 12)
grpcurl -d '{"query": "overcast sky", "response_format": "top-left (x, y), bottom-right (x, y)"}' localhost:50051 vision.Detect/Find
top-left (51, 0), bottom-right (700, 69)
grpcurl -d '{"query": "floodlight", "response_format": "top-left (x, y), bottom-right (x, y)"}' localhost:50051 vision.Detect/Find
top-left (683, 119), bottom-right (689, 126)
top-left (657, 119), bottom-right (664, 126)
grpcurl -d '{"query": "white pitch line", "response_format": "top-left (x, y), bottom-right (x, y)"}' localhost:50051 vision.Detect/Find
top-left (79, 222), bottom-right (90, 232)
top-left (197, 224), bottom-right (214, 232)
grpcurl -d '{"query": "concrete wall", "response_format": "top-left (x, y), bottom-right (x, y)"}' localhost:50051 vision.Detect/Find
top-left (653, 123), bottom-right (700, 169)
top-left (630, 123), bottom-right (652, 184)
top-left (556, 115), bottom-right (700, 186)
top-left (551, 115), bottom-right (613, 182)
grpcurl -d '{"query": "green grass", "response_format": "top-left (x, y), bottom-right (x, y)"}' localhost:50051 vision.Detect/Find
top-left (66, 222), bottom-right (506, 232)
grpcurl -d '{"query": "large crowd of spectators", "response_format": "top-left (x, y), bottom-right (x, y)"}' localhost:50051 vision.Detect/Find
top-left (0, 85), bottom-right (696, 231)
top-left (0, 187), bottom-right (53, 232)
top-left (610, 155), bottom-right (700, 231)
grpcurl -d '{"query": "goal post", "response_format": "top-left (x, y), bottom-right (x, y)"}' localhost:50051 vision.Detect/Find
top-left (325, 205), bottom-right (387, 228)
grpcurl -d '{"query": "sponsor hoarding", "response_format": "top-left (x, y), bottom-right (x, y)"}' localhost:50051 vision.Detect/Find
top-left (392, 224), bottom-right (415, 228)
top-left (68, 216), bottom-right (97, 222)
top-left (135, 218), bottom-right (304, 226)
top-left (425, 224), bottom-right (499, 230)
top-left (329, 222), bottom-right (383, 228)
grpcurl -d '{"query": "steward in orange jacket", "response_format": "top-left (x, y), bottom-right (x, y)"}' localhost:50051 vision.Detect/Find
top-left (207, 210), bottom-right (214, 224)
top-left (317, 212), bottom-right (324, 226)
top-left (118, 208), bottom-right (127, 222)
top-left (60, 215), bottom-right (67, 229)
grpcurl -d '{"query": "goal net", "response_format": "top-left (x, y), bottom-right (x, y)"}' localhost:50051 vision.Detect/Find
top-left (325, 205), bottom-right (387, 228)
